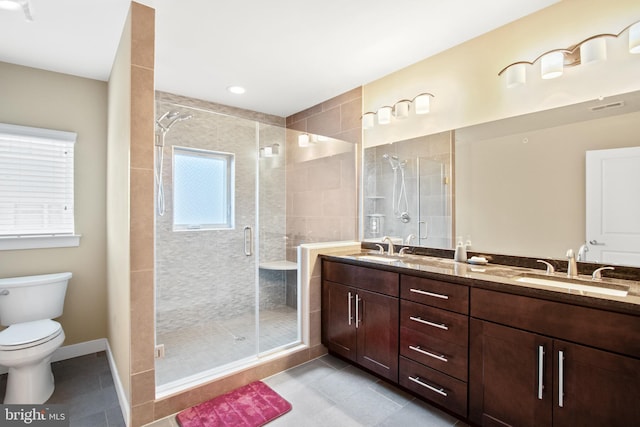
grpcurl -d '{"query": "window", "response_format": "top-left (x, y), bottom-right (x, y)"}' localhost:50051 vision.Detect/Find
top-left (173, 146), bottom-right (234, 231)
top-left (0, 123), bottom-right (78, 250)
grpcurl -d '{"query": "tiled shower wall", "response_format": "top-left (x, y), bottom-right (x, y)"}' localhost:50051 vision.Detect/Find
top-left (154, 92), bottom-right (286, 332)
top-left (285, 87), bottom-right (361, 260)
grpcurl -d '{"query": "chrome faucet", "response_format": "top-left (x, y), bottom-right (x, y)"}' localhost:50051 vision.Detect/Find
top-left (577, 243), bottom-right (589, 261)
top-left (566, 249), bottom-right (578, 278)
top-left (381, 236), bottom-right (395, 256)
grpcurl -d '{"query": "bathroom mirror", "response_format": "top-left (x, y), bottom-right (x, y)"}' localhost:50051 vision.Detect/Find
top-left (362, 89), bottom-right (640, 266)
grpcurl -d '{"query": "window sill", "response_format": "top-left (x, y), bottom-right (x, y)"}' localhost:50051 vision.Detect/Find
top-left (0, 234), bottom-right (82, 251)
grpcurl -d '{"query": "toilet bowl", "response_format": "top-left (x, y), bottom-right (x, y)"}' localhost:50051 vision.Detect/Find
top-left (0, 272), bottom-right (71, 404)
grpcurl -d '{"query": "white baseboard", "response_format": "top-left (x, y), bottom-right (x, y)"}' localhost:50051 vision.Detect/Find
top-left (0, 338), bottom-right (131, 427)
top-left (105, 340), bottom-right (131, 427)
top-left (51, 338), bottom-right (107, 363)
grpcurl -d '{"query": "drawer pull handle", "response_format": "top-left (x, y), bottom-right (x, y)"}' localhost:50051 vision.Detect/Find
top-left (410, 288), bottom-right (449, 300)
top-left (558, 350), bottom-right (565, 408)
top-left (409, 316), bottom-right (449, 330)
top-left (538, 345), bottom-right (545, 400)
top-left (408, 376), bottom-right (448, 397)
top-left (409, 345), bottom-right (448, 362)
top-left (348, 292), bottom-right (353, 326)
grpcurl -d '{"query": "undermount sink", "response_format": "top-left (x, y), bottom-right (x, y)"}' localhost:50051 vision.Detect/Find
top-left (515, 275), bottom-right (629, 297)
top-left (353, 255), bottom-right (399, 263)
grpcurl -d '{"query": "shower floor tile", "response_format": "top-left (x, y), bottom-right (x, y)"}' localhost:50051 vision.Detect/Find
top-left (155, 306), bottom-right (298, 386)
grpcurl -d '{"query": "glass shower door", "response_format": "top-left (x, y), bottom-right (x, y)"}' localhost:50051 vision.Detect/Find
top-left (257, 123), bottom-right (300, 354)
top-left (417, 156), bottom-right (452, 248)
top-left (155, 104), bottom-right (300, 391)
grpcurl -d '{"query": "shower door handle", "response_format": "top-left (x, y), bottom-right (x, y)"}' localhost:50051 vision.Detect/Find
top-left (419, 221), bottom-right (428, 240)
top-left (243, 226), bottom-right (253, 256)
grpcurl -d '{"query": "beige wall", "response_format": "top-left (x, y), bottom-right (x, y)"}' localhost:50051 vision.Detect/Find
top-left (0, 61), bottom-right (108, 345)
top-left (106, 3), bottom-right (156, 425)
top-left (363, 0), bottom-right (640, 147)
top-left (106, 5), bottom-right (133, 406)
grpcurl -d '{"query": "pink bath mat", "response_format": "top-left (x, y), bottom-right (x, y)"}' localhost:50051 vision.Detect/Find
top-left (176, 381), bottom-right (292, 427)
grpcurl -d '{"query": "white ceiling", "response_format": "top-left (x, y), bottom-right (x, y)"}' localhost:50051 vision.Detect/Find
top-left (0, 0), bottom-right (559, 117)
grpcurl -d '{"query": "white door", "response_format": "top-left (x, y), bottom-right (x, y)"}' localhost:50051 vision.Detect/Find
top-left (586, 146), bottom-right (640, 267)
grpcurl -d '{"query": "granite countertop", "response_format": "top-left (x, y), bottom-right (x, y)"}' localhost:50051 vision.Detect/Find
top-left (322, 252), bottom-right (640, 316)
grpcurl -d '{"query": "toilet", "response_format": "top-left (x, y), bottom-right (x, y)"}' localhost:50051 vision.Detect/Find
top-left (0, 272), bottom-right (71, 404)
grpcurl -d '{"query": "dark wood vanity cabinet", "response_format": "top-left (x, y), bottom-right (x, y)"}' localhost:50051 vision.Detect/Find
top-left (321, 260), bottom-right (399, 381)
top-left (322, 257), bottom-right (640, 426)
top-left (398, 274), bottom-right (470, 418)
top-left (469, 288), bottom-right (640, 426)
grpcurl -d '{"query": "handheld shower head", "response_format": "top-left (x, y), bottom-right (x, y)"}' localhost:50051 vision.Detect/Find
top-left (156, 111), bottom-right (192, 133)
top-left (382, 153), bottom-right (400, 169)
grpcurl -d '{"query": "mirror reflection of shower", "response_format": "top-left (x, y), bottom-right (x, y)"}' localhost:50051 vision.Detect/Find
top-left (154, 111), bottom-right (192, 215)
top-left (382, 153), bottom-right (410, 223)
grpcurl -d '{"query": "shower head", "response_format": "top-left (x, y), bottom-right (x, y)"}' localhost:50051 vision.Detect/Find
top-left (156, 111), bottom-right (193, 133)
top-left (382, 153), bottom-right (400, 169)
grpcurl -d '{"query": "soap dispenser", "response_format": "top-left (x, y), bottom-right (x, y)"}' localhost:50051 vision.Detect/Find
top-left (454, 237), bottom-right (467, 262)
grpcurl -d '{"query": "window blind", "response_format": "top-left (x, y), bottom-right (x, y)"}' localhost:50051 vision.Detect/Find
top-left (0, 123), bottom-right (76, 237)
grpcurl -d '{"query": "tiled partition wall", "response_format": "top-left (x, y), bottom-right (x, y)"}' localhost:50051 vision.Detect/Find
top-left (285, 87), bottom-right (362, 260)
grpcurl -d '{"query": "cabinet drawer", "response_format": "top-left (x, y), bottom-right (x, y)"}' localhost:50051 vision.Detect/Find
top-left (471, 288), bottom-right (640, 358)
top-left (400, 326), bottom-right (468, 381)
top-left (399, 356), bottom-right (467, 418)
top-left (401, 300), bottom-right (468, 346)
top-left (401, 275), bottom-right (468, 314)
top-left (323, 260), bottom-right (399, 296)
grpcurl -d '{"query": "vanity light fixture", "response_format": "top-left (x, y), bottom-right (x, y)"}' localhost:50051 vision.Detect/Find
top-left (504, 62), bottom-right (527, 87)
top-left (580, 37), bottom-right (607, 64)
top-left (361, 92), bottom-right (435, 129)
top-left (540, 50), bottom-right (566, 79)
top-left (631, 22), bottom-right (640, 53)
top-left (259, 143), bottom-right (279, 158)
top-left (377, 106), bottom-right (393, 125)
top-left (413, 93), bottom-right (433, 114)
top-left (393, 100), bottom-right (411, 119)
top-left (298, 134), bottom-right (310, 147)
top-left (499, 19), bottom-right (640, 87)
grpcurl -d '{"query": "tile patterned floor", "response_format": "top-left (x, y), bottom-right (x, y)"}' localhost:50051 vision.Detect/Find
top-left (147, 354), bottom-right (470, 427)
top-left (0, 351), bottom-right (125, 427)
top-left (156, 306), bottom-right (298, 386)
top-left (0, 351), bottom-right (468, 426)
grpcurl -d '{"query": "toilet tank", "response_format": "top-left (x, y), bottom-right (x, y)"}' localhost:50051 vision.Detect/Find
top-left (0, 272), bottom-right (71, 326)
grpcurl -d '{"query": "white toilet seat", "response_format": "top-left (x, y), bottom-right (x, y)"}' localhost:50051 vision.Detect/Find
top-left (0, 320), bottom-right (63, 351)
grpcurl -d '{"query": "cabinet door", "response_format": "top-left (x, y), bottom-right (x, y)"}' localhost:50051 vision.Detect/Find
top-left (553, 340), bottom-right (640, 426)
top-left (469, 319), bottom-right (552, 427)
top-left (356, 289), bottom-right (399, 381)
top-left (322, 280), bottom-right (356, 361)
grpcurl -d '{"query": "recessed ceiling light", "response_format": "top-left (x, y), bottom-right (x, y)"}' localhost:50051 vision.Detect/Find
top-left (227, 86), bottom-right (246, 95)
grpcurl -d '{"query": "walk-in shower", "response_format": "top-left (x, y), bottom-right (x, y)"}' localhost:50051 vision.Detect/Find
top-left (153, 102), bottom-right (299, 392)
